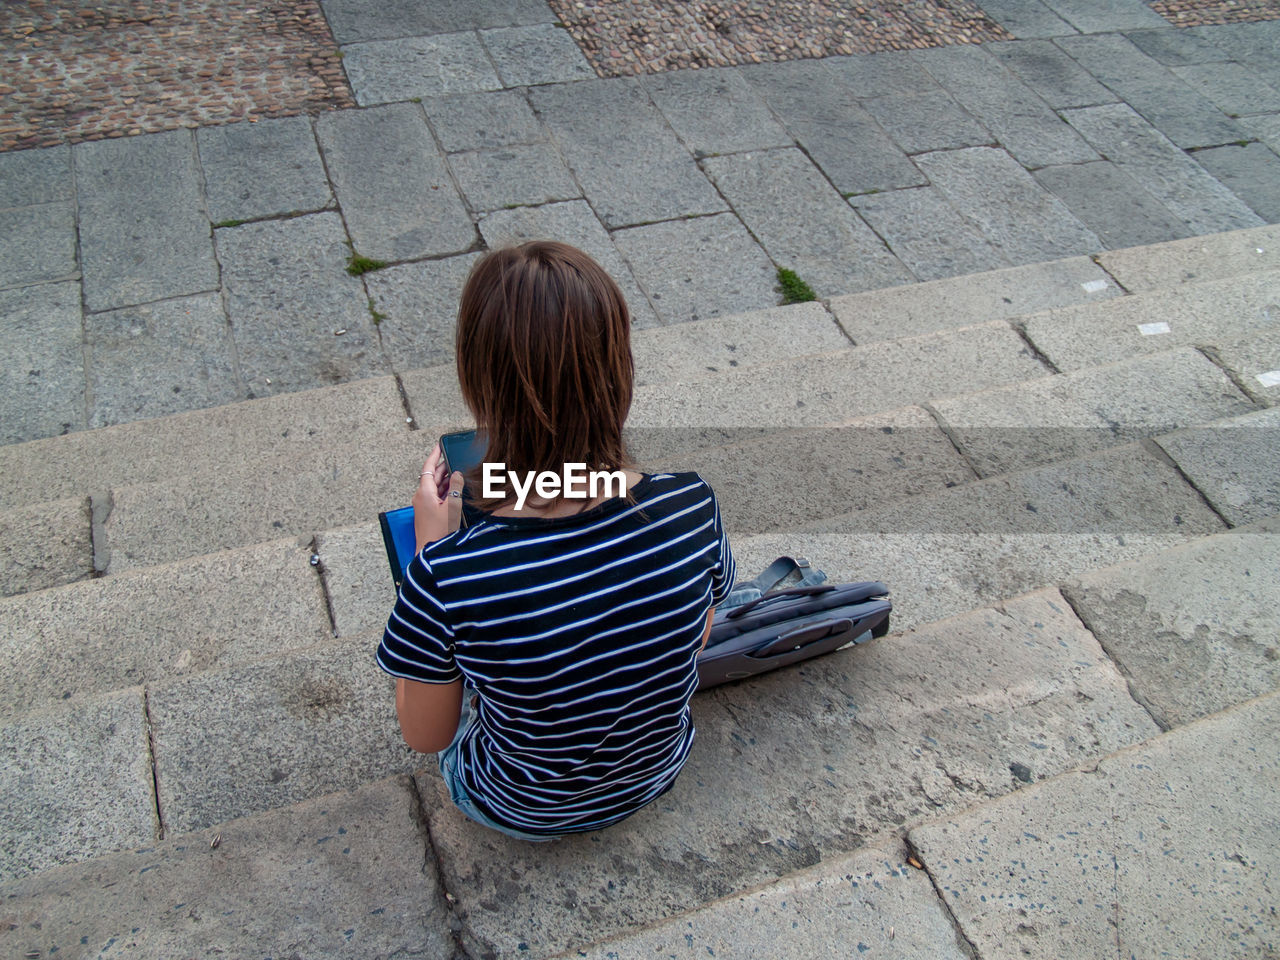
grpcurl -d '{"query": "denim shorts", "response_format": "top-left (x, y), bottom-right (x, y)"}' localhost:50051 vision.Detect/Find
top-left (437, 692), bottom-right (555, 843)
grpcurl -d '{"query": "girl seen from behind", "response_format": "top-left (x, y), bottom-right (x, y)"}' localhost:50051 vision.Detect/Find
top-left (377, 241), bottom-right (735, 840)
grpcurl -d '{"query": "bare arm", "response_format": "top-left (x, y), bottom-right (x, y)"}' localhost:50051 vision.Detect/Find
top-left (395, 677), bottom-right (464, 753)
top-left (700, 607), bottom-right (715, 652)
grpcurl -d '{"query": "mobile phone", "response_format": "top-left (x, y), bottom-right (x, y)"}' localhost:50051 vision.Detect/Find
top-left (440, 429), bottom-right (488, 475)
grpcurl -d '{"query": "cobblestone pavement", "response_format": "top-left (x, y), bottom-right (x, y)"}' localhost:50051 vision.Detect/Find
top-left (548, 1), bottom-right (1011, 77)
top-left (0, 0), bottom-right (352, 152)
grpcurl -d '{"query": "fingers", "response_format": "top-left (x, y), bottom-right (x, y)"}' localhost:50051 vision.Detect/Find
top-left (446, 471), bottom-right (464, 533)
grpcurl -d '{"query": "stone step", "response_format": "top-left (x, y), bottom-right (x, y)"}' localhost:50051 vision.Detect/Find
top-left (1095, 222), bottom-right (1280, 293)
top-left (1019, 268), bottom-right (1280, 400)
top-left (76, 319), bottom-right (1041, 573)
top-left (0, 496), bottom-right (92, 598)
top-left (0, 585), bottom-right (1159, 931)
top-left (312, 429), bottom-right (1223, 644)
top-left (1061, 512), bottom-right (1280, 733)
top-left (0, 374), bottom-right (441, 512)
top-left (0, 775), bottom-right (453, 959)
top-left (0, 537), bottom-right (331, 723)
top-left (558, 841), bottom-right (968, 959)
top-left (828, 253), bottom-right (1123, 344)
top-left (929, 345), bottom-right (1258, 477)
top-left (909, 690), bottom-right (1280, 960)
top-left (5, 518), bottom-right (1275, 945)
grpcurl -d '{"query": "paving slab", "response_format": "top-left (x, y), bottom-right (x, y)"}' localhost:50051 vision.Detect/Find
top-left (910, 692), bottom-right (1280, 960)
top-left (824, 51), bottom-right (944, 99)
top-left (1240, 112), bottom-right (1280, 154)
top-left (804, 440), bottom-right (1223, 537)
top-left (975, 0), bottom-right (1078, 39)
top-left (0, 375), bottom-right (412, 511)
top-left (612, 213), bottom-right (778, 325)
top-left (742, 60), bottom-right (926, 195)
top-left (1019, 269), bottom-right (1280, 370)
top-left (702, 148), bottom-right (913, 297)
top-left (1043, 0), bottom-right (1167, 32)
top-left (448, 142), bottom-right (580, 212)
top-left (1123, 26), bottom-right (1232, 67)
top-left (0, 776), bottom-right (453, 960)
top-left (216, 213), bottom-right (386, 395)
top-left (476, 200), bottom-right (659, 327)
top-left (1057, 34), bottom-right (1244, 150)
top-left (1198, 19), bottom-right (1280, 89)
top-left (568, 844), bottom-right (969, 960)
top-left (1062, 103), bottom-right (1264, 235)
top-left (0, 281), bottom-right (85, 445)
top-left (1064, 526), bottom-right (1280, 729)
top-left (1155, 407), bottom-right (1280, 527)
top-left (316, 103), bottom-right (476, 261)
top-left (85, 292), bottom-right (245, 428)
top-left (986, 39), bottom-right (1118, 109)
top-left (320, 0), bottom-right (553, 43)
top-left (862, 90), bottom-right (993, 155)
top-left (149, 633), bottom-right (415, 834)
top-left (339, 33), bottom-right (502, 106)
top-left (828, 255), bottom-right (1120, 344)
top-left (728, 527), bottom-right (1208, 638)
top-left (931, 347), bottom-right (1257, 477)
top-left (913, 45), bottom-right (1097, 168)
top-left (481, 24), bottom-right (596, 87)
top-left (0, 690), bottom-right (155, 881)
top-left (315, 522), bottom-right (397, 638)
top-left (196, 115), bottom-right (333, 223)
top-left (103, 430), bottom-right (426, 570)
top-left (0, 538), bottom-right (329, 720)
top-left (74, 130), bottom-right (218, 312)
top-left (366, 252), bottom-right (481, 372)
top-left (849, 186), bottom-right (1010, 282)
top-left (0, 497), bottom-right (91, 598)
top-left (423, 88), bottom-right (546, 151)
top-left (1173, 61), bottom-right (1280, 118)
top-left (680, 406), bottom-right (975, 534)
top-left (427, 590), bottom-right (1158, 960)
top-left (629, 320), bottom-right (1046, 430)
top-left (642, 66), bottom-right (792, 157)
top-left (1191, 142), bottom-right (1280, 224)
top-left (913, 147), bottom-right (1102, 266)
top-left (0, 200), bottom-right (76, 288)
top-left (1031, 160), bottom-right (1193, 249)
top-left (0, 143), bottom-right (71, 207)
top-left (630, 301), bottom-right (848, 386)
top-left (530, 79), bottom-right (725, 229)
top-left (1094, 223), bottom-right (1280, 291)
top-left (1211, 334), bottom-right (1280, 406)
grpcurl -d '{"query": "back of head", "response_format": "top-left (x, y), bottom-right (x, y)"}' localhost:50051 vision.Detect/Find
top-left (455, 241), bottom-right (634, 506)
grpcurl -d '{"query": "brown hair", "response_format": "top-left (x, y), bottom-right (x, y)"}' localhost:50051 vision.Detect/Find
top-left (455, 241), bottom-right (634, 510)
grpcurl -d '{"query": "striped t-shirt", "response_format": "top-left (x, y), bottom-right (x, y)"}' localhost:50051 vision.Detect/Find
top-left (377, 472), bottom-right (735, 835)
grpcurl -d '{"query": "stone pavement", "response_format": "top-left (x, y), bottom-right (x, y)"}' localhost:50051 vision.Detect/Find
top-left (2, 2), bottom-right (1280, 958)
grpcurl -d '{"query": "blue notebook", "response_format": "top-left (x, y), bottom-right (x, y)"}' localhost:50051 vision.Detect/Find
top-left (378, 506), bottom-right (417, 589)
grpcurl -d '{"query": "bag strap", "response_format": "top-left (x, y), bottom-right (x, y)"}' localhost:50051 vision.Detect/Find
top-left (726, 583), bottom-right (835, 620)
top-left (737, 556), bottom-right (815, 596)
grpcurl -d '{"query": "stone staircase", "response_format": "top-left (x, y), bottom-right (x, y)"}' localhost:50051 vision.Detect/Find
top-left (1, 226), bottom-right (1278, 959)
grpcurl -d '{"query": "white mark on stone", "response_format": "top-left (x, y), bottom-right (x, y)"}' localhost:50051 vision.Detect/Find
top-left (1257, 370), bottom-right (1280, 388)
top-left (1138, 322), bottom-right (1171, 336)
top-left (1082, 279), bottom-right (1109, 293)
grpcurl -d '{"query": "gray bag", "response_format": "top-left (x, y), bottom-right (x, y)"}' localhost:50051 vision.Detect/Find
top-left (696, 557), bottom-right (891, 689)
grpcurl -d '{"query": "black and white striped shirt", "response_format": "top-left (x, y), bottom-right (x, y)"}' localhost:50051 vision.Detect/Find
top-left (377, 472), bottom-right (735, 835)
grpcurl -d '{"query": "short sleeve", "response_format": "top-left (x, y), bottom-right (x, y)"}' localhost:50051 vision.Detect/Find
top-left (706, 487), bottom-right (736, 606)
top-left (376, 553), bottom-right (461, 684)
